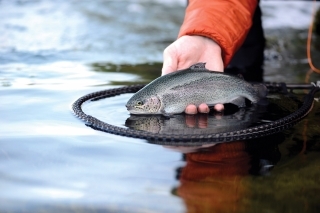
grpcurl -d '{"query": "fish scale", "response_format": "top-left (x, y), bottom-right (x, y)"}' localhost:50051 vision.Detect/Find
top-left (126, 63), bottom-right (267, 115)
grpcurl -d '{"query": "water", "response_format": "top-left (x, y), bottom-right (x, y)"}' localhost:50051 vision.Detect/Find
top-left (1, 0), bottom-right (320, 212)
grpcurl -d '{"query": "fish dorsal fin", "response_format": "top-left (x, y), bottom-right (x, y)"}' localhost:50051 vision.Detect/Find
top-left (190, 62), bottom-right (206, 70)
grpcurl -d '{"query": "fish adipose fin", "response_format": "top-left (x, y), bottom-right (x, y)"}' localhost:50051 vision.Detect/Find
top-left (189, 62), bottom-right (207, 70)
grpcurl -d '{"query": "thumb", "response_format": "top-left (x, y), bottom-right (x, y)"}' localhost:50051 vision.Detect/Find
top-left (161, 47), bottom-right (178, 76)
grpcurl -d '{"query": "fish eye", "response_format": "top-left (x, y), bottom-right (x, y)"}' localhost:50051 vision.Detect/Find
top-left (136, 101), bottom-right (143, 106)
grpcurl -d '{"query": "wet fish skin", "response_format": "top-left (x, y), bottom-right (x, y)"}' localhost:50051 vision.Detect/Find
top-left (126, 63), bottom-right (267, 115)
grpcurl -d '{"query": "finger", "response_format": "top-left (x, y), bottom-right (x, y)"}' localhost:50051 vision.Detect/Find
top-left (185, 114), bottom-right (196, 128)
top-left (162, 46), bottom-right (178, 76)
top-left (198, 103), bottom-right (210, 113)
top-left (200, 46), bottom-right (224, 72)
top-left (213, 111), bottom-right (224, 119)
top-left (185, 104), bottom-right (198, 115)
top-left (205, 59), bottom-right (224, 72)
top-left (214, 104), bottom-right (224, 112)
top-left (198, 114), bottom-right (208, 129)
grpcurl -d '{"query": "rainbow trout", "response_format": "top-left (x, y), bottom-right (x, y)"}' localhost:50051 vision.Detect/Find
top-left (126, 63), bottom-right (267, 116)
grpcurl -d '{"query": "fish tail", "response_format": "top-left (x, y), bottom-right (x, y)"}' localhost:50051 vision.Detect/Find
top-left (253, 83), bottom-right (268, 98)
top-left (252, 83), bottom-right (268, 106)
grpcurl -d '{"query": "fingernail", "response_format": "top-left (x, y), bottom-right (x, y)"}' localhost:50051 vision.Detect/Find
top-left (185, 108), bottom-right (196, 114)
top-left (185, 110), bottom-right (194, 114)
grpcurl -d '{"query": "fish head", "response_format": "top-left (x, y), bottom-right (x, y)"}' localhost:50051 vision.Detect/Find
top-left (126, 95), bottom-right (161, 114)
top-left (125, 115), bottom-right (162, 133)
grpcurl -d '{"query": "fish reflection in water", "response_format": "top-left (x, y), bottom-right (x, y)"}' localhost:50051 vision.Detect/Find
top-left (171, 134), bottom-right (283, 212)
top-left (125, 104), bottom-right (284, 212)
top-left (124, 103), bottom-right (288, 212)
top-left (125, 105), bottom-right (266, 137)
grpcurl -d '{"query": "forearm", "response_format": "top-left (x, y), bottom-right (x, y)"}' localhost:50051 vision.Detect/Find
top-left (178, 0), bottom-right (258, 67)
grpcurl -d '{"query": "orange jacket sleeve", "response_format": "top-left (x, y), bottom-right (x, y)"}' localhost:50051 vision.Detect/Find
top-left (178, 0), bottom-right (258, 67)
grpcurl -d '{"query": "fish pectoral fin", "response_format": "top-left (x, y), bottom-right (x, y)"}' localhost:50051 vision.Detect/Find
top-left (160, 109), bottom-right (174, 118)
top-left (229, 97), bottom-right (246, 107)
top-left (161, 112), bottom-right (174, 118)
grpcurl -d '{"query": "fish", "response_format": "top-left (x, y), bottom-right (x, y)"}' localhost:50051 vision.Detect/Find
top-left (126, 63), bottom-right (267, 116)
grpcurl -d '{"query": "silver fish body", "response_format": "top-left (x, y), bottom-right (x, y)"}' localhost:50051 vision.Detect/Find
top-left (126, 63), bottom-right (267, 115)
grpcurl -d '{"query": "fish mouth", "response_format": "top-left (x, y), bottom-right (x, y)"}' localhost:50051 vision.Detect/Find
top-left (126, 105), bottom-right (145, 113)
top-left (125, 105), bottom-right (143, 114)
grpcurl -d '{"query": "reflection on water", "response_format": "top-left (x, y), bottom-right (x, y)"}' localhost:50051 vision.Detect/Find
top-left (176, 141), bottom-right (253, 213)
top-left (91, 62), bottom-right (162, 85)
top-left (172, 137), bottom-right (280, 213)
top-left (125, 106), bottom-right (265, 136)
top-left (125, 108), bottom-right (264, 135)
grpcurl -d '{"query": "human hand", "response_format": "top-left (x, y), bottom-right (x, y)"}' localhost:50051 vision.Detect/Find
top-left (162, 35), bottom-right (225, 114)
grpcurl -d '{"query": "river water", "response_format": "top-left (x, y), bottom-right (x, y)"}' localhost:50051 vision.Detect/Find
top-left (1, 0), bottom-right (320, 212)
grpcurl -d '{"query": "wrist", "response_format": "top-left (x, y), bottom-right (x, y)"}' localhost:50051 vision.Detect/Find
top-left (192, 35), bottom-right (224, 71)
